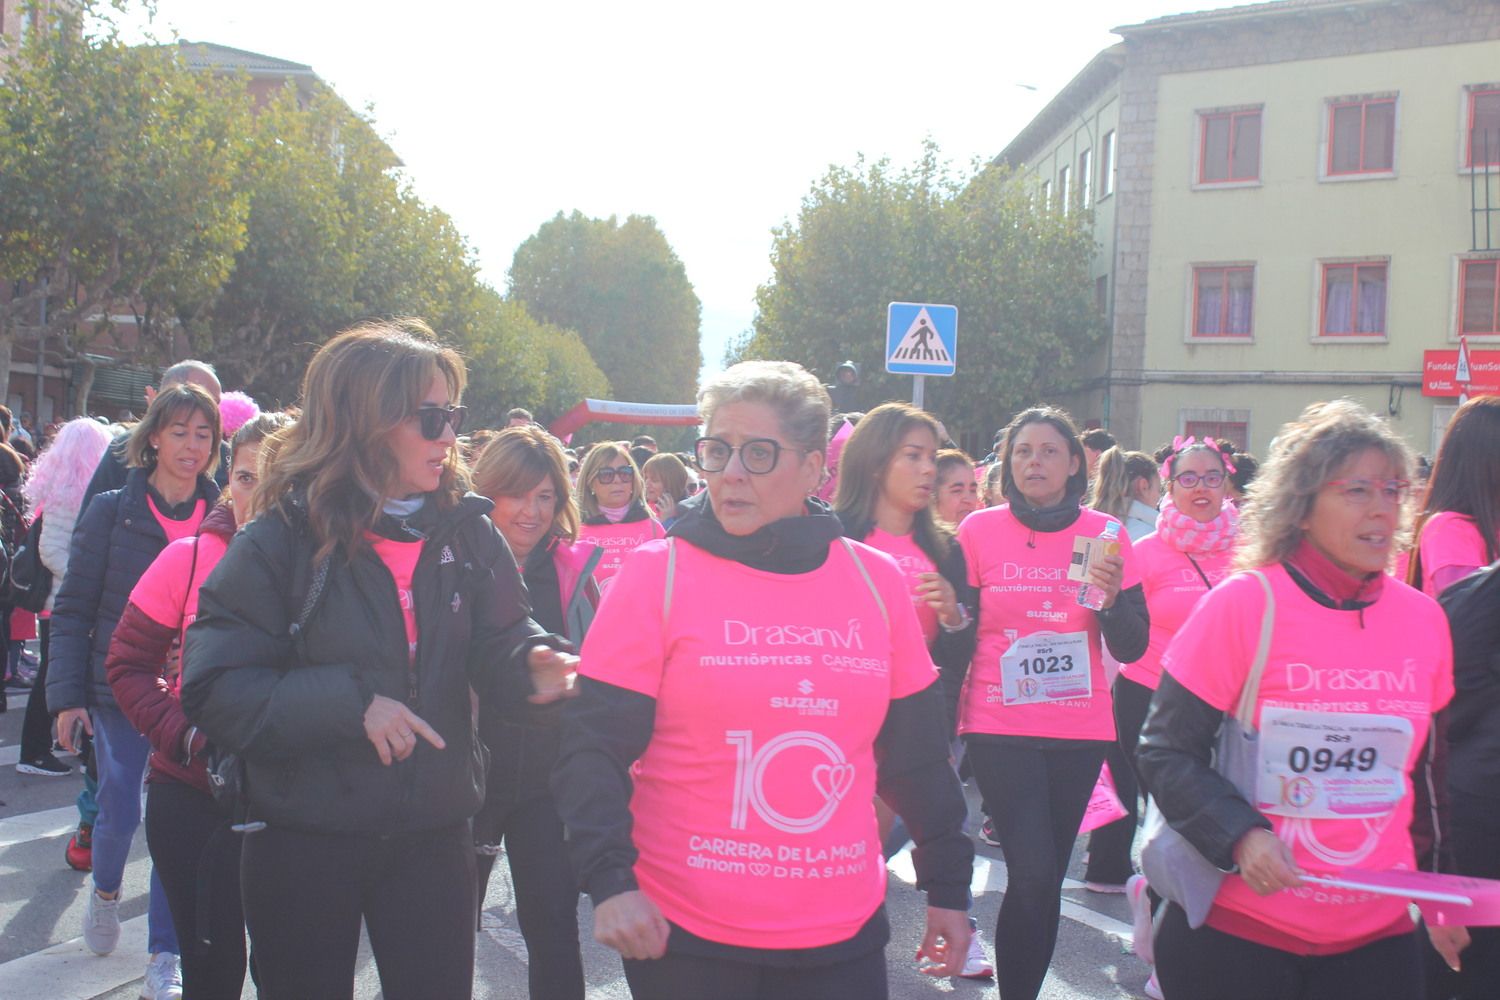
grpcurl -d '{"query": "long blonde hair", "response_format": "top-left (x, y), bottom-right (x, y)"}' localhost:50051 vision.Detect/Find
top-left (472, 426), bottom-right (580, 543)
top-left (255, 319), bottom-right (468, 561)
top-left (1086, 447), bottom-right (1158, 522)
top-left (575, 443), bottom-right (643, 519)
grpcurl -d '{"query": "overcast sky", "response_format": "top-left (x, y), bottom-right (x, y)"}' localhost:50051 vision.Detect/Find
top-left (127, 0), bottom-right (1207, 389)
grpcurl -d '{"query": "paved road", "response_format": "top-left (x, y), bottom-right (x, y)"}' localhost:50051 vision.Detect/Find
top-left (0, 702), bottom-right (1153, 999)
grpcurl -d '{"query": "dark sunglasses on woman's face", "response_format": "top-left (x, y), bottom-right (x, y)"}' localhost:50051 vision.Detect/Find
top-left (416, 404), bottom-right (467, 441)
top-left (593, 465), bottom-right (635, 484)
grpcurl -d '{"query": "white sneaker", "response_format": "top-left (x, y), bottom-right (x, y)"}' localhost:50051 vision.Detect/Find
top-left (959, 918), bottom-right (994, 980)
top-left (1127, 874), bottom-right (1154, 965)
top-left (82, 889), bottom-right (121, 956)
top-left (141, 952), bottom-right (183, 1000)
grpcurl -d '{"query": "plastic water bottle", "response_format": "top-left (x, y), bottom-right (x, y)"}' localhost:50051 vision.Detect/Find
top-left (1076, 521), bottom-right (1121, 611)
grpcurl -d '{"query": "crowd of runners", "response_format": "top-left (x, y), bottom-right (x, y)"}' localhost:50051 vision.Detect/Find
top-left (0, 317), bottom-right (1494, 1000)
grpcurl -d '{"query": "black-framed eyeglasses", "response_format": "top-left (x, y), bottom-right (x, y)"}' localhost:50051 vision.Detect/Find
top-left (1172, 470), bottom-right (1227, 489)
top-left (593, 465), bottom-right (635, 484)
top-left (694, 436), bottom-right (800, 475)
top-left (415, 405), bottom-right (467, 441)
top-left (1324, 478), bottom-right (1412, 506)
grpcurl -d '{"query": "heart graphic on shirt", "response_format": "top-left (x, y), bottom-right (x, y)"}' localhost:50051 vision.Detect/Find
top-left (812, 763), bottom-right (855, 803)
top-left (749, 862), bottom-right (771, 877)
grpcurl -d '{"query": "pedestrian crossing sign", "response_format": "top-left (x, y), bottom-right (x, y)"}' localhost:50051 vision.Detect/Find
top-left (886, 302), bottom-right (957, 376)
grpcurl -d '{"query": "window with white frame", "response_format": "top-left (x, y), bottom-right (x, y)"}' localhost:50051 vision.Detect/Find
top-left (1100, 131), bottom-right (1116, 198)
top-left (1078, 148), bottom-right (1093, 209)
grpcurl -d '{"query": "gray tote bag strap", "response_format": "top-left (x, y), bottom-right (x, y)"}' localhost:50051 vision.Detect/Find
top-left (662, 538), bottom-right (677, 628)
top-left (839, 537), bottom-right (889, 629)
top-left (1232, 570), bottom-right (1277, 731)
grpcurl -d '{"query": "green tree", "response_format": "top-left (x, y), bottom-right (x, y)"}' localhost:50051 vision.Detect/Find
top-left (737, 143), bottom-right (1104, 436)
top-left (509, 212), bottom-right (702, 407)
top-left (0, 1), bottom-right (252, 400)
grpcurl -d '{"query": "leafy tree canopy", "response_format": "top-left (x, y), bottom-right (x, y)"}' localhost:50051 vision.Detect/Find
top-left (733, 142), bottom-right (1105, 439)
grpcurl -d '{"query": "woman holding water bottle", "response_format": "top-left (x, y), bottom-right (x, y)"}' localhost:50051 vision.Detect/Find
top-left (955, 406), bottom-right (1149, 1000)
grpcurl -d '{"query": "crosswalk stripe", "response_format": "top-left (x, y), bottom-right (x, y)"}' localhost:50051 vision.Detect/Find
top-left (0, 745), bottom-right (24, 766)
top-left (0, 805), bottom-right (78, 848)
top-left (0, 914), bottom-right (149, 999)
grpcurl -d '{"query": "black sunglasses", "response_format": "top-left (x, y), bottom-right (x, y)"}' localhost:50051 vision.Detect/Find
top-left (415, 405), bottom-right (467, 441)
top-left (593, 464), bottom-right (635, 484)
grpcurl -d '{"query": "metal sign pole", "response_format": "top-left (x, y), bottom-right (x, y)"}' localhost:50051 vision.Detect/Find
top-left (912, 374), bottom-right (925, 410)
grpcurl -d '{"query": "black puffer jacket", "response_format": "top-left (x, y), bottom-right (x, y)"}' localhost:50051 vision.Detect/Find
top-left (48, 468), bottom-right (221, 713)
top-left (181, 493), bottom-right (554, 836)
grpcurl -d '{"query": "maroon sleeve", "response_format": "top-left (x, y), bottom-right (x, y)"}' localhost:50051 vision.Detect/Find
top-left (106, 602), bottom-right (192, 764)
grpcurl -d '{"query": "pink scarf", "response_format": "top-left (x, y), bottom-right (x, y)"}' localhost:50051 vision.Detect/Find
top-left (597, 502), bottom-right (631, 523)
top-left (1156, 494), bottom-right (1238, 555)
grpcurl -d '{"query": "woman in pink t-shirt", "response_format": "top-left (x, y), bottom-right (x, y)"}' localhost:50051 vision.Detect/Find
top-left (105, 412), bottom-right (289, 1000)
top-left (471, 425), bottom-right (603, 1000)
top-left (956, 407), bottom-right (1150, 1000)
top-left (575, 443), bottom-right (664, 594)
top-left (934, 449), bottom-right (980, 528)
top-left (1408, 395), bottom-right (1500, 999)
top-left (1138, 400), bottom-right (1468, 1000)
top-left (553, 362), bottom-right (975, 1000)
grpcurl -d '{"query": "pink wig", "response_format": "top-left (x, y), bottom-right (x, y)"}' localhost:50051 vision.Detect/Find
top-left (218, 391), bottom-right (260, 437)
top-left (22, 417), bottom-right (114, 517)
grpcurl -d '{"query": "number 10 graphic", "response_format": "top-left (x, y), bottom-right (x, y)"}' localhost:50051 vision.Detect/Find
top-left (725, 730), bottom-right (855, 835)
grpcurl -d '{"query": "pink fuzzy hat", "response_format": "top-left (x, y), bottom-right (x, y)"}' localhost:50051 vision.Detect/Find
top-left (219, 391), bottom-right (261, 437)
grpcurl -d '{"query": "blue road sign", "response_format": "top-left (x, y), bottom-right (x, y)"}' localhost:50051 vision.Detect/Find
top-left (886, 302), bottom-right (957, 376)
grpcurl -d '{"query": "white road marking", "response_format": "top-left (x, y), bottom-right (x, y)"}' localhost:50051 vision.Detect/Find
top-left (0, 913), bottom-right (149, 1000)
top-left (886, 848), bottom-right (1135, 948)
top-left (0, 805), bottom-right (78, 849)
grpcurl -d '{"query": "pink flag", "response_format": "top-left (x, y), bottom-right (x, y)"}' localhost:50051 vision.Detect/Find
top-left (1302, 868), bottom-right (1500, 927)
top-left (1078, 762), bottom-right (1128, 834)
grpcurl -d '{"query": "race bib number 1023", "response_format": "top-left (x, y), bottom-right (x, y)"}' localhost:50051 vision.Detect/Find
top-left (999, 632), bottom-right (1091, 706)
top-left (1255, 706), bottom-right (1413, 820)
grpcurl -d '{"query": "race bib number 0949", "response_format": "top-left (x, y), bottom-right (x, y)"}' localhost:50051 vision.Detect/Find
top-left (999, 632), bottom-right (1091, 706)
top-left (1255, 706), bottom-right (1413, 820)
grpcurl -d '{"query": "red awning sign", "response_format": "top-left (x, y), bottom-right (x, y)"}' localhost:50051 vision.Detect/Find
top-left (1423, 348), bottom-right (1500, 397)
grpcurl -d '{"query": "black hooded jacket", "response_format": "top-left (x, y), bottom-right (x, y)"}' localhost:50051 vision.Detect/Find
top-left (181, 492), bottom-right (555, 836)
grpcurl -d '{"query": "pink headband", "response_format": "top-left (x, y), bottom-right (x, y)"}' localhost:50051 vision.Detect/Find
top-left (1161, 434), bottom-right (1237, 481)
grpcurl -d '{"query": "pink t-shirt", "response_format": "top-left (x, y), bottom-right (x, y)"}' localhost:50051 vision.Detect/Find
top-left (366, 534), bottom-right (424, 662)
top-left (580, 537), bottom-right (938, 949)
top-left (148, 497), bottom-right (207, 545)
top-left (1417, 511), bottom-right (1491, 597)
top-left (579, 518), bottom-right (665, 597)
top-left (130, 532), bottom-right (229, 650)
top-left (957, 505), bottom-right (1139, 741)
top-left (1117, 532), bottom-right (1233, 691)
top-left (1162, 565), bottom-right (1454, 947)
top-left (863, 527), bottom-right (939, 644)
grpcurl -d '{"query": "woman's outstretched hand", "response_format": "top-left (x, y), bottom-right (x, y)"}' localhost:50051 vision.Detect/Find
top-left (528, 645), bottom-right (581, 704)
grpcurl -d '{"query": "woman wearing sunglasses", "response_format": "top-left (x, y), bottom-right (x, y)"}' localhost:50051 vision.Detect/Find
top-left (182, 321), bottom-right (577, 1000)
top-left (576, 443), bottom-right (663, 594)
top-left (553, 361), bottom-right (974, 1000)
top-left (1113, 436), bottom-right (1239, 996)
top-left (1138, 400), bottom-right (1466, 1000)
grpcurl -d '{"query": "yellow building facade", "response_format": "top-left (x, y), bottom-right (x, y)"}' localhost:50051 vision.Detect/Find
top-left (1003, 0), bottom-right (1500, 458)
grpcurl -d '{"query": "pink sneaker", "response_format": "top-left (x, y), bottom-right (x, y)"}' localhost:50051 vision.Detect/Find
top-left (1128, 874), bottom-right (1154, 965)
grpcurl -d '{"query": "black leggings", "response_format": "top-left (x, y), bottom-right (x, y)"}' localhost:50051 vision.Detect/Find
top-left (1112, 673), bottom-right (1155, 783)
top-left (145, 781), bottom-right (246, 1000)
top-left (474, 793), bottom-right (583, 1000)
top-left (19, 618), bottom-right (51, 760)
top-left (622, 943), bottom-right (887, 1000)
top-left (241, 821), bottom-right (476, 1000)
top-left (1155, 901), bottom-right (1423, 999)
top-left (966, 739), bottom-right (1107, 1000)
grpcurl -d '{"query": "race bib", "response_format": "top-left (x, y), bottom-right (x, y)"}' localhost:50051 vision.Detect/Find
top-left (1255, 706), bottom-right (1413, 819)
top-left (999, 632), bottom-right (1091, 706)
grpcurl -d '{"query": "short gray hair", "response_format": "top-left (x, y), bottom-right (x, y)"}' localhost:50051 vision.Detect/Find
top-left (1235, 399), bottom-right (1413, 570)
top-left (161, 360), bottom-right (221, 397)
top-left (698, 361), bottom-right (831, 454)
